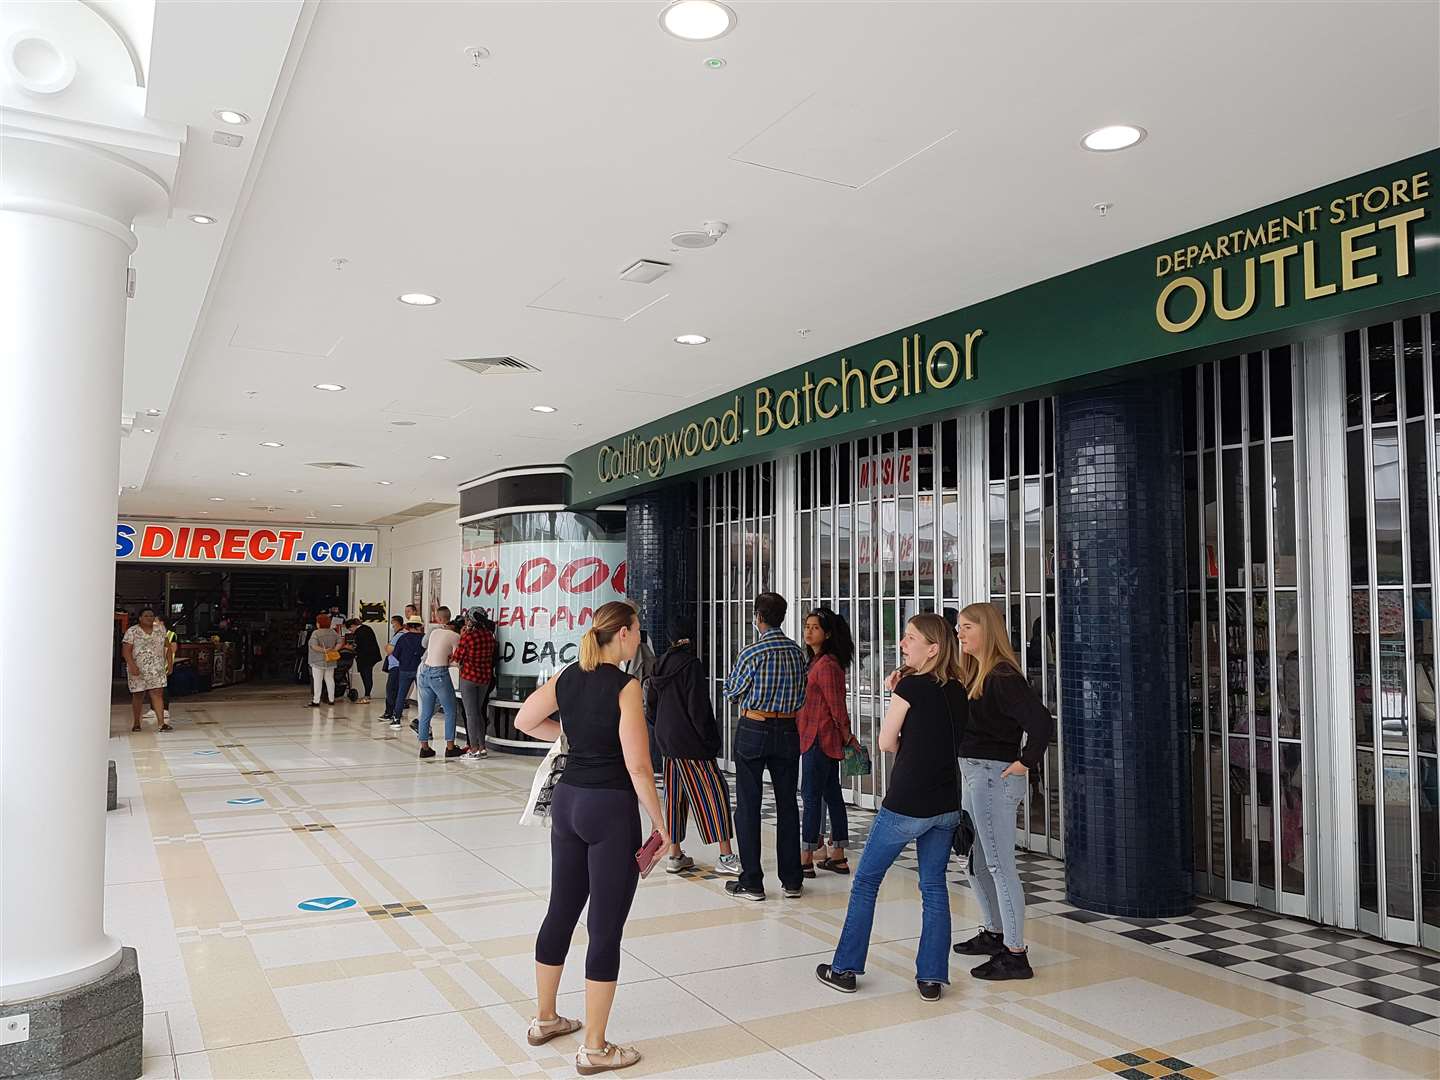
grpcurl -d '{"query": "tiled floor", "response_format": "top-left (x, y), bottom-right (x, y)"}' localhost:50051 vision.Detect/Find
top-left (111, 685), bottom-right (1439, 1079)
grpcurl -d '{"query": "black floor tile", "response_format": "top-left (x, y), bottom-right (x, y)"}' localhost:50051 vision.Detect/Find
top-left (1119, 928), bottom-right (1174, 945)
top-left (1268, 972), bottom-right (1344, 995)
top-left (1255, 953), bottom-right (1326, 975)
top-left (1348, 979), bottom-right (1418, 1002)
top-left (1326, 960), bottom-right (1392, 980)
top-left (1188, 950), bottom-right (1249, 968)
top-left (1358, 1000), bottom-right (1434, 1026)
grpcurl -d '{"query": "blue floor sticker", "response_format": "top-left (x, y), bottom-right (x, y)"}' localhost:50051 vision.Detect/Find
top-left (297, 896), bottom-right (356, 912)
top-left (227, 796), bottom-right (265, 806)
top-left (192, 749), bottom-right (221, 756)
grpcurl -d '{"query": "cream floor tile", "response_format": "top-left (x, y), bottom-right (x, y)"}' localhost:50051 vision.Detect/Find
top-left (180, 1037), bottom-right (310, 1079)
top-left (277, 780), bottom-right (397, 806)
top-left (203, 831), bottom-right (338, 875)
top-left (309, 803), bottom-right (408, 825)
top-left (622, 917), bottom-right (835, 977)
top-left (296, 1011), bottom-right (502, 1079)
top-left (141, 1057), bottom-right (178, 1080)
top-left (473, 843), bottom-right (555, 889)
top-left (248, 917), bottom-right (404, 969)
top-left (218, 864), bottom-right (357, 920)
top-left (193, 814), bottom-right (286, 837)
top-left (165, 1003), bottom-right (206, 1055)
top-left (361, 774), bottom-right (493, 801)
top-left (272, 968), bottom-right (457, 1036)
top-left (173, 1051), bottom-right (213, 1079)
top-left (335, 820), bottom-right (473, 861)
top-left (486, 946), bottom-right (664, 998)
top-left (674, 949), bottom-right (916, 1023)
top-left (555, 976), bottom-right (733, 1042)
top-left (368, 850), bottom-right (525, 901)
top-left (181, 789), bottom-right (272, 816)
top-left (661, 1049), bottom-right (819, 1079)
top-left (1026, 976), bottom-right (1255, 1045)
top-left (620, 876), bottom-right (744, 920)
top-left (392, 794), bottom-right (528, 818)
top-left (423, 813), bottom-right (553, 851)
top-left (143, 1011), bottom-right (174, 1060)
top-left (140, 956), bottom-right (197, 1007)
top-left (1222, 1045), bottom-right (1416, 1078)
top-left (432, 896), bottom-right (556, 942)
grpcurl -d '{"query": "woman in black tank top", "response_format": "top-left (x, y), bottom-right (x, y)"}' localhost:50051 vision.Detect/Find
top-left (516, 601), bottom-right (667, 1075)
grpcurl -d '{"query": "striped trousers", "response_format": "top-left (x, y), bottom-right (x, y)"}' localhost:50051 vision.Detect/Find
top-left (663, 757), bottom-right (734, 846)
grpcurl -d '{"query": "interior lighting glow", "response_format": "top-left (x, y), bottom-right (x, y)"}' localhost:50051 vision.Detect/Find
top-left (214, 109), bottom-right (249, 125)
top-left (674, 333), bottom-right (709, 345)
top-left (313, 383), bottom-right (346, 392)
top-left (659, 0), bottom-right (736, 41)
top-left (531, 405), bottom-right (557, 413)
top-left (1081, 125), bottom-right (1146, 152)
top-left (188, 214), bottom-right (217, 224)
top-left (398, 292), bottom-right (440, 306)
top-left (259, 441), bottom-right (284, 448)
top-left (429, 454), bottom-right (449, 460)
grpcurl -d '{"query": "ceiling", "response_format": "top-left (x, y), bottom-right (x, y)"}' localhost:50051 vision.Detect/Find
top-left (118, 0), bottom-right (1440, 526)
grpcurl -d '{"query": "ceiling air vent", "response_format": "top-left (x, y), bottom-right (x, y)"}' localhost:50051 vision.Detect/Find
top-left (305, 461), bottom-right (363, 470)
top-left (449, 356), bottom-right (539, 376)
top-left (369, 501), bottom-right (457, 526)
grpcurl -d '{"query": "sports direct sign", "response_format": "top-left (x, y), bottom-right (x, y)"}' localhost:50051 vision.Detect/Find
top-left (116, 521), bottom-right (378, 566)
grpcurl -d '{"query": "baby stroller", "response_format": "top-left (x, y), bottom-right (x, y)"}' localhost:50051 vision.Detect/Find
top-left (331, 650), bottom-right (360, 702)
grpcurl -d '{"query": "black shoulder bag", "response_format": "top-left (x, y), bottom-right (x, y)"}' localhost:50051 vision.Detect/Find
top-left (940, 681), bottom-right (976, 858)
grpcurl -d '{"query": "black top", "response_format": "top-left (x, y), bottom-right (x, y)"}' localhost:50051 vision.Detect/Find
top-left (352, 624), bottom-right (381, 664)
top-left (556, 663), bottom-right (636, 791)
top-left (959, 663), bottom-right (1053, 769)
top-left (646, 644), bottom-right (722, 760)
top-left (883, 674), bottom-right (966, 819)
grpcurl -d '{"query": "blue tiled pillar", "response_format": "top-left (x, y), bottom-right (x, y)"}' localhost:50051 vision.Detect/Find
top-left (1056, 378), bottom-right (1192, 918)
top-left (625, 485), bottom-right (696, 651)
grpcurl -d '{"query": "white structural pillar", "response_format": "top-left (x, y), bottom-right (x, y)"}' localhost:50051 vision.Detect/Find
top-left (1, 23), bottom-right (179, 1008)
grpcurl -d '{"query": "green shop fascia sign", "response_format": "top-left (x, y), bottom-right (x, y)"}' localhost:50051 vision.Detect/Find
top-left (567, 149), bottom-right (1440, 507)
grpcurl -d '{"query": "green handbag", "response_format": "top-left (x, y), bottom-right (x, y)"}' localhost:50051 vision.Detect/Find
top-left (841, 742), bottom-right (872, 778)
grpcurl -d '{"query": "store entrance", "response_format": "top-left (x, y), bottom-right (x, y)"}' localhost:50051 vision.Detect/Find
top-left (113, 563), bottom-right (349, 695)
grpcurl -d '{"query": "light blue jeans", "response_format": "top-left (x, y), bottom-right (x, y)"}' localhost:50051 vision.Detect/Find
top-left (830, 806), bottom-right (958, 984)
top-left (418, 666), bottom-right (458, 743)
top-left (960, 757), bottom-right (1027, 949)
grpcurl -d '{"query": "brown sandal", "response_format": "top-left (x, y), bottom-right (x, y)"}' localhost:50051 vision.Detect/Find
top-left (817, 857), bottom-right (850, 875)
top-left (576, 1042), bottom-right (641, 1075)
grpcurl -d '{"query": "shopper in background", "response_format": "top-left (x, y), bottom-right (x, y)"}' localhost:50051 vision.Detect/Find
top-left (380, 615), bottom-right (405, 721)
top-left (416, 605), bottom-right (463, 760)
top-left (951, 601), bottom-right (1053, 981)
top-left (515, 601), bottom-right (667, 1075)
top-left (817, 613), bottom-right (964, 1002)
top-left (722, 591), bottom-right (808, 902)
top-left (647, 615), bottom-right (740, 876)
top-left (345, 618), bottom-right (382, 704)
top-left (306, 614), bottom-right (344, 709)
top-left (387, 616), bottom-right (425, 730)
top-left (123, 608), bottom-right (173, 733)
top-left (798, 607), bottom-right (860, 877)
top-left (453, 608), bottom-right (495, 759)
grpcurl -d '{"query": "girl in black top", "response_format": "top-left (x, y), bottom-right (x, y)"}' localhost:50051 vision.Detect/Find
top-left (818, 613), bottom-right (965, 1002)
top-left (516, 601), bottom-right (667, 1075)
top-left (950, 601), bottom-right (1054, 982)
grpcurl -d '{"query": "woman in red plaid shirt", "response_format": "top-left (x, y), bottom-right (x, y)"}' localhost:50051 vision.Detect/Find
top-left (798, 607), bottom-right (860, 875)
top-left (453, 609), bottom-right (497, 759)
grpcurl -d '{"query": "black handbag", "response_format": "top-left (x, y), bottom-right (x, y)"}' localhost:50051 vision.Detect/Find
top-left (940, 680), bottom-right (976, 858)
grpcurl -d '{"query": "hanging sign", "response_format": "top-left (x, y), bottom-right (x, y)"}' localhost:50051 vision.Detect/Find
top-left (116, 521), bottom-right (377, 566)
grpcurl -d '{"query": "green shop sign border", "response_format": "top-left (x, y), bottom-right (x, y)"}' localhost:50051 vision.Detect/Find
top-left (567, 149), bottom-right (1440, 507)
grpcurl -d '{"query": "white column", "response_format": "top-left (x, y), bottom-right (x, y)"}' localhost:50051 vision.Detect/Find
top-left (0, 128), bottom-right (173, 1000)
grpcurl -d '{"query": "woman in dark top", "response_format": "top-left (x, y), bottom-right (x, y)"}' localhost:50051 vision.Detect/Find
top-left (950, 601), bottom-right (1054, 981)
top-left (345, 618), bottom-right (382, 704)
top-left (798, 607), bottom-right (859, 876)
top-left (516, 601), bottom-right (667, 1075)
top-left (817, 613), bottom-right (965, 1002)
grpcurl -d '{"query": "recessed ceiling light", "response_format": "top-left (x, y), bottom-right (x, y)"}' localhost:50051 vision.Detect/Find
top-left (259, 441), bottom-right (284, 448)
top-left (234, 471), bottom-right (251, 477)
top-left (390, 420), bottom-right (416, 427)
top-left (705, 57), bottom-right (726, 69)
top-left (1081, 124), bottom-right (1146, 152)
top-left (378, 480), bottom-right (393, 485)
top-left (675, 333), bottom-right (709, 345)
top-left (286, 488), bottom-right (302, 494)
top-left (398, 292), bottom-right (440, 306)
top-left (659, 0), bottom-right (736, 41)
top-left (209, 497), bottom-right (225, 502)
top-left (313, 383), bottom-right (346, 392)
top-left (213, 109), bottom-right (249, 125)
top-left (141, 428), bottom-right (154, 433)
top-left (330, 504), bottom-right (344, 508)
top-left (531, 405), bottom-right (557, 414)
top-left (188, 214), bottom-right (217, 225)
top-left (429, 454), bottom-right (449, 461)
top-left (145, 409), bottom-right (161, 416)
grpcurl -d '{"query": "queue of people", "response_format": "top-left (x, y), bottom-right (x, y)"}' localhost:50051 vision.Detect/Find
top-left (514, 593), bottom-right (1054, 1074)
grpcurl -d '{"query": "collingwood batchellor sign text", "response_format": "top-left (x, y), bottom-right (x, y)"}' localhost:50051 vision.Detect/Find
top-left (568, 150), bottom-right (1440, 506)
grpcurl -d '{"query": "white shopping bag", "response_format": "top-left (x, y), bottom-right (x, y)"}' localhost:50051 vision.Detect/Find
top-left (518, 730), bottom-right (568, 827)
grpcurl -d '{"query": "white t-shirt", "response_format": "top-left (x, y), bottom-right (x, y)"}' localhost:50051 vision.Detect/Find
top-left (423, 627), bottom-right (460, 669)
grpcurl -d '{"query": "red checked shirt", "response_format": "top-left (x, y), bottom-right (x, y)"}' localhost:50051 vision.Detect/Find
top-left (796, 652), bottom-right (854, 760)
top-left (452, 626), bottom-right (495, 684)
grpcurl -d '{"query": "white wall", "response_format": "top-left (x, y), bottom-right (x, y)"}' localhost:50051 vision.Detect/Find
top-left (381, 509), bottom-right (462, 620)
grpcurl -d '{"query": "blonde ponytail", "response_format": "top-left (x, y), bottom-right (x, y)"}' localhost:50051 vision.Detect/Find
top-left (579, 600), bottom-right (637, 671)
top-left (579, 628), bottom-right (602, 671)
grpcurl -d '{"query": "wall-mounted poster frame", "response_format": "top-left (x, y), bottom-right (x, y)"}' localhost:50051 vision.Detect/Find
top-left (427, 568), bottom-right (442, 623)
top-left (410, 570), bottom-right (423, 615)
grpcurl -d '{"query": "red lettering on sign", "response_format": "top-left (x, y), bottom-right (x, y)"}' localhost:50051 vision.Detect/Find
top-left (901, 455), bottom-right (911, 484)
top-left (559, 557), bottom-right (609, 594)
top-left (249, 530), bottom-right (278, 561)
top-left (516, 557), bottom-right (556, 594)
top-left (611, 561), bottom-right (627, 594)
top-left (278, 531), bottom-right (303, 561)
top-left (221, 529), bottom-right (247, 560)
top-left (140, 525), bottom-right (174, 559)
top-left (553, 606), bottom-right (576, 630)
top-left (189, 528), bottom-right (221, 560)
top-left (174, 527), bottom-right (191, 558)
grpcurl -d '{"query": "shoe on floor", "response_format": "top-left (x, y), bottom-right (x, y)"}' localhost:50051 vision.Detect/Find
top-left (388, 721), bottom-right (401, 731)
top-left (307, 701), bottom-right (321, 708)
top-left (379, 714), bottom-right (393, 721)
top-left (444, 744), bottom-right (466, 758)
top-left (666, 853), bottom-right (695, 874)
top-left (801, 863), bottom-right (816, 879)
top-left (714, 854), bottom-right (741, 875)
top-left (464, 746), bottom-right (488, 758)
top-left (526, 1015), bottom-right (580, 1047)
top-left (158, 723), bottom-right (173, 732)
top-left (724, 880), bottom-right (766, 902)
top-left (131, 723), bottom-right (141, 732)
top-left (418, 746), bottom-right (436, 759)
top-left (409, 720), bottom-right (419, 733)
top-left (953, 929), bottom-right (1006, 956)
top-left (782, 883), bottom-right (803, 898)
top-left (575, 1042), bottom-right (640, 1076)
top-left (817, 857), bottom-right (851, 875)
top-left (970, 949), bottom-right (1034, 981)
top-left (815, 964), bottom-right (856, 994)
top-left (918, 980), bottom-right (943, 1002)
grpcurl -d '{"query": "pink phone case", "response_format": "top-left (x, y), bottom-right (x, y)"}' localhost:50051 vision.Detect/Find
top-left (636, 830), bottom-right (664, 878)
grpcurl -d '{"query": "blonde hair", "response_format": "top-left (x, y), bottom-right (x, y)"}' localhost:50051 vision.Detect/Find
top-left (957, 602), bottom-right (1021, 699)
top-left (579, 601), bottom-right (637, 671)
top-left (908, 613), bottom-right (965, 685)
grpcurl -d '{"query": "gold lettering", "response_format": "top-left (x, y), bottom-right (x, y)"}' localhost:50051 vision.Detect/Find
top-left (840, 358), bottom-right (867, 413)
top-left (1156, 253), bottom-right (1173, 277)
top-left (1340, 222), bottom-right (1380, 290)
top-left (1244, 225), bottom-right (1267, 251)
top-left (964, 329), bottom-right (984, 380)
top-left (815, 376), bottom-right (839, 419)
top-left (753, 387), bottom-right (774, 438)
top-left (721, 396), bottom-right (742, 445)
top-left (926, 340), bottom-right (960, 390)
top-left (1302, 240), bottom-right (1336, 299)
top-left (870, 359), bottom-right (899, 405)
top-left (1199, 240), bottom-right (1216, 266)
top-left (1378, 207), bottom-right (1426, 278)
top-left (1156, 276), bottom-right (1205, 333)
top-left (1212, 261), bottom-right (1256, 321)
top-left (900, 337), bottom-right (911, 397)
top-left (1414, 171), bottom-right (1430, 201)
top-left (1259, 245), bottom-right (1299, 308)
top-left (646, 436), bottom-right (664, 477)
top-left (1330, 197), bottom-right (1347, 225)
top-left (682, 423), bottom-right (701, 457)
top-left (1362, 185), bottom-right (1389, 214)
top-left (776, 388), bottom-right (801, 430)
top-left (1215, 235), bottom-right (1231, 259)
top-left (799, 370), bottom-right (816, 424)
top-left (1186, 244), bottom-right (1200, 268)
top-left (701, 416), bottom-right (720, 451)
top-left (1282, 212), bottom-right (1304, 239)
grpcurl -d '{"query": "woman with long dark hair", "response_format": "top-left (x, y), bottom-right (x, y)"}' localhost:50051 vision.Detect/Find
top-left (798, 606), bottom-right (859, 875)
top-left (950, 601), bottom-right (1053, 981)
top-left (515, 601), bottom-right (668, 1074)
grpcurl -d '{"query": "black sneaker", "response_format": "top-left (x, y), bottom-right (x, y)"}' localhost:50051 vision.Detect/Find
top-left (379, 714), bottom-right (393, 721)
top-left (953, 929), bottom-right (1006, 956)
top-left (815, 964), bottom-right (856, 994)
top-left (418, 746), bottom-right (436, 759)
top-left (444, 745), bottom-right (466, 758)
top-left (801, 865), bottom-right (816, 879)
top-left (782, 884), bottom-right (804, 899)
top-left (970, 949), bottom-right (1033, 981)
top-left (409, 720), bottom-right (419, 733)
top-left (917, 981), bottom-right (943, 1002)
top-left (724, 881), bottom-right (766, 902)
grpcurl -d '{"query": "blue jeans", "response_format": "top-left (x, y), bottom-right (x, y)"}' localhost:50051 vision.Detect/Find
top-left (801, 744), bottom-right (848, 851)
top-left (961, 757), bottom-right (1027, 949)
top-left (831, 806), bottom-right (958, 984)
top-left (418, 667), bottom-right (458, 743)
top-left (391, 670), bottom-right (416, 717)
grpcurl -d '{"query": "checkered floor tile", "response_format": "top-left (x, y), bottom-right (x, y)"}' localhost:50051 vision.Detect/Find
top-left (1094, 1048), bottom-right (1215, 1080)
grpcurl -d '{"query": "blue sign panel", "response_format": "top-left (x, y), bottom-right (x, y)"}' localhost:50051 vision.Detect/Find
top-left (297, 896), bottom-right (357, 912)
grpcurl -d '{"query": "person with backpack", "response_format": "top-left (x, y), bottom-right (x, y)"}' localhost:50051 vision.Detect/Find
top-left (646, 616), bottom-right (740, 876)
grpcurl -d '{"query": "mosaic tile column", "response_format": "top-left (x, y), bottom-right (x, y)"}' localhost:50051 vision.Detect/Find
top-left (1056, 377), bottom-right (1192, 918)
top-left (626, 485), bottom-right (697, 650)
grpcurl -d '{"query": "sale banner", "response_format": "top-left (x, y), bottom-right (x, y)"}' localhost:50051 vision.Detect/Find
top-left (461, 540), bottom-right (628, 678)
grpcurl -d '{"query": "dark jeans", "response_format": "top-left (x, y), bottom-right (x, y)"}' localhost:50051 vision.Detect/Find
top-left (458, 677), bottom-right (490, 749)
top-left (801, 743), bottom-right (848, 851)
top-left (384, 667), bottom-right (400, 715)
top-left (733, 716), bottom-right (801, 893)
top-left (356, 661), bottom-right (375, 698)
top-left (391, 670), bottom-right (417, 717)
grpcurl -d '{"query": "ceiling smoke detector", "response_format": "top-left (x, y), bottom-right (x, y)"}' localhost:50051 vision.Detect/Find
top-left (669, 221), bottom-right (728, 249)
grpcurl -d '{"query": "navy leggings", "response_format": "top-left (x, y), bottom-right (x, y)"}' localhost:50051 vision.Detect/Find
top-left (535, 784), bottom-right (641, 981)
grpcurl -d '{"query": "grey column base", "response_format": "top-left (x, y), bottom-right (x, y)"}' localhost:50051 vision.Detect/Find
top-left (107, 761), bottom-right (118, 812)
top-left (0, 948), bottom-right (143, 1080)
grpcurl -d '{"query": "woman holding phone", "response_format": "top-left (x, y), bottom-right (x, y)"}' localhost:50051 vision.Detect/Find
top-left (516, 601), bottom-right (668, 1075)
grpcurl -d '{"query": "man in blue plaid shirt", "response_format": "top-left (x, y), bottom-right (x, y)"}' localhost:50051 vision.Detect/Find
top-left (722, 591), bottom-right (808, 900)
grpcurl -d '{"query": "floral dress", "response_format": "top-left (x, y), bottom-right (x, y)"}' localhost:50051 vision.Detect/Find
top-left (123, 624), bottom-right (169, 693)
